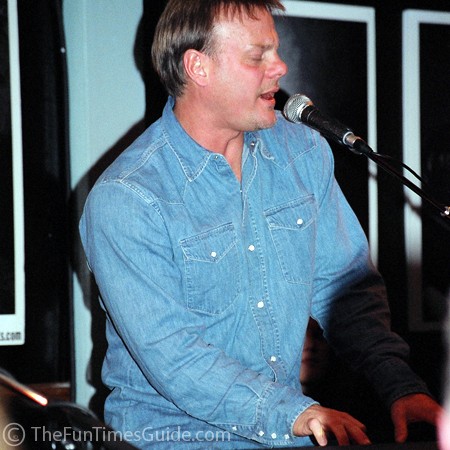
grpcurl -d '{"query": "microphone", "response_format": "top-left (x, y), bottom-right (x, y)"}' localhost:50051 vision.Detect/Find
top-left (282, 93), bottom-right (371, 155)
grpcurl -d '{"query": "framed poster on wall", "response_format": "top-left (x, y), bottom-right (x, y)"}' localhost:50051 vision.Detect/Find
top-left (403, 10), bottom-right (450, 331)
top-left (0, 0), bottom-right (25, 345)
top-left (275, 1), bottom-right (378, 261)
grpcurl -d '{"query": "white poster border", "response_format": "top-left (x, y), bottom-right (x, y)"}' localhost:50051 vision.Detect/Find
top-left (0, 0), bottom-right (26, 346)
top-left (402, 9), bottom-right (450, 331)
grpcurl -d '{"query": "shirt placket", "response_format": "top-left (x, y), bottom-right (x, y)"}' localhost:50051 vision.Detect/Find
top-left (241, 141), bottom-right (285, 386)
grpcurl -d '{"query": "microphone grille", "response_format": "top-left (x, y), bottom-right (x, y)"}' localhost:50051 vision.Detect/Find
top-left (283, 93), bottom-right (313, 123)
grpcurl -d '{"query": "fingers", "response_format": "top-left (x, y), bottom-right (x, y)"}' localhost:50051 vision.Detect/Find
top-left (327, 415), bottom-right (370, 446)
top-left (308, 418), bottom-right (327, 446)
top-left (391, 393), bottom-right (443, 443)
top-left (392, 409), bottom-right (408, 443)
top-left (343, 421), bottom-right (372, 446)
top-left (391, 398), bottom-right (408, 443)
top-left (294, 404), bottom-right (371, 446)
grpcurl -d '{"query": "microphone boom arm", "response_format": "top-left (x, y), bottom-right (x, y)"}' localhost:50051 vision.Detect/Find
top-left (350, 138), bottom-right (450, 219)
top-left (282, 93), bottom-right (450, 220)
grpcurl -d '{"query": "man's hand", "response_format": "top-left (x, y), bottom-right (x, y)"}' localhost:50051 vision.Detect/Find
top-left (391, 393), bottom-right (443, 443)
top-left (293, 404), bottom-right (371, 446)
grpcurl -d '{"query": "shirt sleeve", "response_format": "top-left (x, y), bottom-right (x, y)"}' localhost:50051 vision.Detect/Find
top-left (79, 180), bottom-right (316, 446)
top-left (309, 136), bottom-right (431, 407)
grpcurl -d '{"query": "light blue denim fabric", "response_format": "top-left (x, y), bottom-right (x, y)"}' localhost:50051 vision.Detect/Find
top-left (79, 97), bottom-right (429, 449)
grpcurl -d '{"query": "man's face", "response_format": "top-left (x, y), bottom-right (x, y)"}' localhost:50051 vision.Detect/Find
top-left (205, 7), bottom-right (288, 133)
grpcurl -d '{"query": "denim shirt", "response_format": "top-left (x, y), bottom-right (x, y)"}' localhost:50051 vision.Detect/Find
top-left (79, 97), bottom-right (429, 449)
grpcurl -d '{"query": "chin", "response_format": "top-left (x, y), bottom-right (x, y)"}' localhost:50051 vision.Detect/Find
top-left (255, 112), bottom-right (278, 131)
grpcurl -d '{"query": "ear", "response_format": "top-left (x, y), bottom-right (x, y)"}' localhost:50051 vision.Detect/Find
top-left (183, 49), bottom-right (209, 87)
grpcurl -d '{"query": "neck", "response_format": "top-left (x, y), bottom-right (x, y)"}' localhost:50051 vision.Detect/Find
top-left (174, 97), bottom-right (244, 180)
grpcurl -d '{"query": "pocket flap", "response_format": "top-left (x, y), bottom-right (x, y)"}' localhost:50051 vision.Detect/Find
top-left (180, 224), bottom-right (237, 263)
top-left (265, 196), bottom-right (315, 231)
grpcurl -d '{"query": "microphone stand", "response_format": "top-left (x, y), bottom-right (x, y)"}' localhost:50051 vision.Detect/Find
top-left (349, 138), bottom-right (450, 220)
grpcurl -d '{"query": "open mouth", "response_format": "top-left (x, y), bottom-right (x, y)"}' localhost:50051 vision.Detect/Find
top-left (260, 91), bottom-right (276, 102)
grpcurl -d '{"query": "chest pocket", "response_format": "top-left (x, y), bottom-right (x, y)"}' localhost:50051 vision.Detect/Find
top-left (264, 196), bottom-right (317, 284)
top-left (180, 223), bottom-right (241, 315)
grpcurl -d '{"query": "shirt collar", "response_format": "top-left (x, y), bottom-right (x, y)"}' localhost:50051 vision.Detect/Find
top-left (161, 97), bottom-right (275, 181)
top-left (161, 97), bottom-right (213, 182)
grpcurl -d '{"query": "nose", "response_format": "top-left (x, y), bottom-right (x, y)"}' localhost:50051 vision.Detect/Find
top-left (270, 52), bottom-right (288, 80)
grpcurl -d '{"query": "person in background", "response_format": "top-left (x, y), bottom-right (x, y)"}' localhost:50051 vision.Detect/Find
top-left (79, 0), bottom-right (442, 447)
